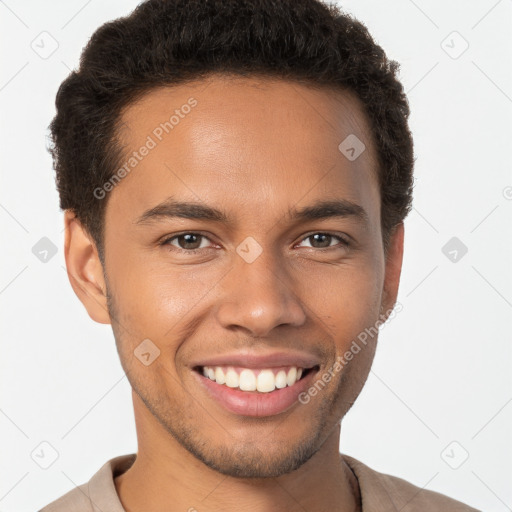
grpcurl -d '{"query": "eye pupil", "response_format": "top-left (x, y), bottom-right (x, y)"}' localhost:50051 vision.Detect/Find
top-left (178, 234), bottom-right (201, 249)
top-left (310, 233), bottom-right (331, 248)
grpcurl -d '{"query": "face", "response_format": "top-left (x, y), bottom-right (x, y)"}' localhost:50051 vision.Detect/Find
top-left (66, 74), bottom-right (403, 479)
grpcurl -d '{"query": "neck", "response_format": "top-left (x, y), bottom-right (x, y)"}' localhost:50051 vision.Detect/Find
top-left (115, 393), bottom-right (360, 512)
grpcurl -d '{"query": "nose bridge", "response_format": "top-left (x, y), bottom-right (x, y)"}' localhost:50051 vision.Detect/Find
top-left (215, 240), bottom-right (306, 336)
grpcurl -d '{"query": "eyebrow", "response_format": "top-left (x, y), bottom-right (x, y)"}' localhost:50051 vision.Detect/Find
top-left (135, 197), bottom-right (369, 227)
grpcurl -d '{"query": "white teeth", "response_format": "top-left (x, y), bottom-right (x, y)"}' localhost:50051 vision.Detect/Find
top-left (225, 368), bottom-right (239, 388)
top-left (286, 367), bottom-right (297, 386)
top-left (201, 365), bottom-right (307, 392)
top-left (239, 369), bottom-right (257, 391)
top-left (215, 366), bottom-right (226, 385)
top-left (275, 370), bottom-right (287, 389)
top-left (257, 370), bottom-right (276, 393)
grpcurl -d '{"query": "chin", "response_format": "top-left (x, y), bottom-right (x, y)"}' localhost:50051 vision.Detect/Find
top-left (188, 438), bottom-right (322, 479)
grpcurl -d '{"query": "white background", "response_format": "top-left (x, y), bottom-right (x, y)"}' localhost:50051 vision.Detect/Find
top-left (1, 1), bottom-right (511, 510)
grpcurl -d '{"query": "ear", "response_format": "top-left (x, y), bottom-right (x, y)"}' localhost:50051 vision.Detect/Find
top-left (380, 222), bottom-right (404, 321)
top-left (64, 210), bottom-right (111, 324)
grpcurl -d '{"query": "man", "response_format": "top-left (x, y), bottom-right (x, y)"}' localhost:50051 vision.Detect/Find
top-left (40, 0), bottom-right (479, 510)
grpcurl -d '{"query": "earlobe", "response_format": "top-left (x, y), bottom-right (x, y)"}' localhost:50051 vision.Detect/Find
top-left (381, 222), bottom-right (405, 321)
top-left (64, 211), bottom-right (111, 325)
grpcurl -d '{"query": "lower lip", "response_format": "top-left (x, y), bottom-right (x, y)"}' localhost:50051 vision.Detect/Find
top-left (193, 368), bottom-right (319, 417)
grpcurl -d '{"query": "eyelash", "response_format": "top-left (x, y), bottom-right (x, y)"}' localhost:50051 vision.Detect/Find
top-left (159, 231), bottom-right (350, 255)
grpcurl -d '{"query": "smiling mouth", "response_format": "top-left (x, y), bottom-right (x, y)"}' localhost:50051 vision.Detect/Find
top-left (193, 365), bottom-right (320, 393)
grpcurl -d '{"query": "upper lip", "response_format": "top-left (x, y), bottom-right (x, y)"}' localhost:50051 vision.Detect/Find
top-left (191, 350), bottom-right (321, 370)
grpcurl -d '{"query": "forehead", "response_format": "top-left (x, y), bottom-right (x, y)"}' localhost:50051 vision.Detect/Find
top-left (109, 75), bottom-right (380, 230)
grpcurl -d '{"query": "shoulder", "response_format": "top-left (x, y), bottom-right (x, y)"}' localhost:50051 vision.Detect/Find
top-left (38, 454), bottom-right (136, 512)
top-left (342, 454), bottom-right (480, 512)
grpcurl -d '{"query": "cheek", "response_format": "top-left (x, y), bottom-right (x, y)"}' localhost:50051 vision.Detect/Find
top-left (107, 250), bottom-right (225, 341)
top-left (299, 258), bottom-right (384, 347)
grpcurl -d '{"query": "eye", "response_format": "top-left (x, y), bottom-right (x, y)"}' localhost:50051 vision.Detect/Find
top-left (296, 232), bottom-right (349, 250)
top-left (160, 231), bottom-right (350, 255)
top-left (161, 233), bottom-right (214, 253)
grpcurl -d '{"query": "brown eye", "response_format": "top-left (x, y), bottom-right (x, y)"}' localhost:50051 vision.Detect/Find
top-left (297, 233), bottom-right (348, 250)
top-left (175, 234), bottom-right (203, 250)
top-left (309, 233), bottom-right (333, 248)
top-left (162, 233), bottom-right (211, 252)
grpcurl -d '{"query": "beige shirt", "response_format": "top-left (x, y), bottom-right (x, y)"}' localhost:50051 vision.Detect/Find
top-left (39, 453), bottom-right (479, 511)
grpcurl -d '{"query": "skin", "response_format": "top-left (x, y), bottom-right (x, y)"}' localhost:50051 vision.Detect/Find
top-left (64, 74), bottom-right (404, 512)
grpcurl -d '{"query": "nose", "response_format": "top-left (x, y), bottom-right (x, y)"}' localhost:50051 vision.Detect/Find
top-left (215, 247), bottom-right (307, 337)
